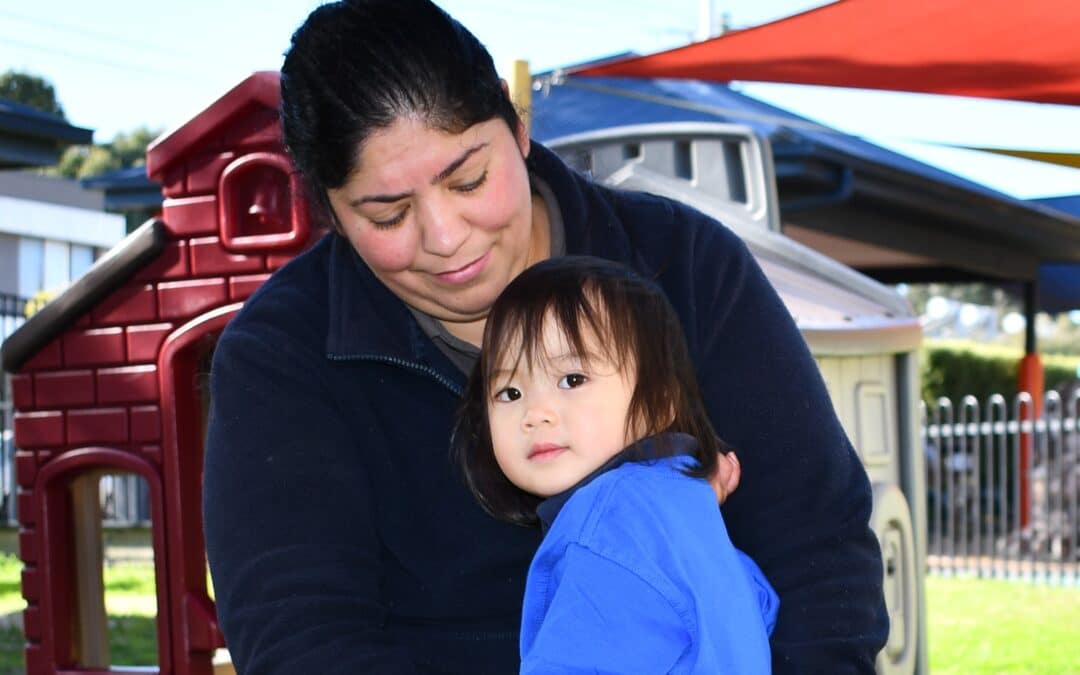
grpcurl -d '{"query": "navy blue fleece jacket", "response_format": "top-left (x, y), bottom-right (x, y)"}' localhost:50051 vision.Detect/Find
top-left (203, 141), bottom-right (887, 674)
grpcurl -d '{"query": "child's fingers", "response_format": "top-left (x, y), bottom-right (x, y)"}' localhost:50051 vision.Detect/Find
top-left (710, 451), bottom-right (742, 504)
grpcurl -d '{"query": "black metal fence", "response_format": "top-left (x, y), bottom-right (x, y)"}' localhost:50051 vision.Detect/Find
top-left (2, 293), bottom-right (28, 525)
top-left (923, 393), bottom-right (1080, 585)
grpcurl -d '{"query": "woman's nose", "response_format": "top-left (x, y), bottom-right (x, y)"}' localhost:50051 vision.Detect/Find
top-left (417, 200), bottom-right (469, 257)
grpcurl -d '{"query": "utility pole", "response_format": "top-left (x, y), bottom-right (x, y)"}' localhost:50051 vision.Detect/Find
top-left (696, 0), bottom-right (715, 41)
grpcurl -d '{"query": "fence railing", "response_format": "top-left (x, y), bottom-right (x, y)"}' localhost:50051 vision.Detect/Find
top-left (2, 294), bottom-right (28, 526)
top-left (1, 373), bottom-right (13, 527)
top-left (922, 393), bottom-right (1079, 585)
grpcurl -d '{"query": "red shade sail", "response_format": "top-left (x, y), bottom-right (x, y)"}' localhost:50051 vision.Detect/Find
top-left (579, 0), bottom-right (1080, 106)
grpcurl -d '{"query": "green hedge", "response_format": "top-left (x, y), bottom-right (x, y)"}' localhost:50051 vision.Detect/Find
top-left (921, 339), bottom-right (1080, 405)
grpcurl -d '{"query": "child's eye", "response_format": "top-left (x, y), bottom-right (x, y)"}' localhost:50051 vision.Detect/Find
top-left (494, 387), bottom-right (522, 402)
top-left (558, 373), bottom-right (588, 389)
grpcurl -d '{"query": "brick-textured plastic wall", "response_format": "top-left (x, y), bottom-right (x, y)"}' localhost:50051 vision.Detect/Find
top-left (11, 72), bottom-right (316, 675)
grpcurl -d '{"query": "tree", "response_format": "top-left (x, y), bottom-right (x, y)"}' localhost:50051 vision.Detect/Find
top-left (52, 126), bottom-right (160, 179)
top-left (0, 70), bottom-right (66, 119)
top-left (110, 127), bottom-right (158, 168)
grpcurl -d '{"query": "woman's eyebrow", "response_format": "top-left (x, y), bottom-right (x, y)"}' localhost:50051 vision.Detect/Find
top-left (350, 143), bottom-right (488, 207)
top-left (353, 191), bottom-right (410, 207)
top-left (432, 143), bottom-right (487, 184)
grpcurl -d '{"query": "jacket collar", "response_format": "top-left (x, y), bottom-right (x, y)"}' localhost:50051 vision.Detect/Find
top-left (324, 141), bottom-right (635, 367)
top-left (535, 432), bottom-right (699, 533)
top-left (325, 232), bottom-right (431, 363)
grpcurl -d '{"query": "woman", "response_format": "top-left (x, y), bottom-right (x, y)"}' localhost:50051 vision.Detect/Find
top-left (203, 1), bottom-right (888, 673)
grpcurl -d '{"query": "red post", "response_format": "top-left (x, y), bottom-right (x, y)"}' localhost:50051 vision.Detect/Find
top-left (1017, 352), bottom-right (1043, 528)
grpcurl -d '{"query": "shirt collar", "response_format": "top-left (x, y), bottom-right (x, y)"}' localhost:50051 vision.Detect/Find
top-left (535, 432), bottom-right (699, 533)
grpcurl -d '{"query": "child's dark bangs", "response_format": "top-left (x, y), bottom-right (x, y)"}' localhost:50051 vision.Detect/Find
top-left (584, 278), bottom-right (644, 374)
top-left (482, 307), bottom-right (526, 390)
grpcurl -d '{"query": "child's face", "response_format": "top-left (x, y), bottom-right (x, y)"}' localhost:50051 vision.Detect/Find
top-left (487, 312), bottom-right (637, 497)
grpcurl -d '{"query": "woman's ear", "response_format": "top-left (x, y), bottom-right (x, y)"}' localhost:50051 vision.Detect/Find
top-left (515, 117), bottom-right (531, 159)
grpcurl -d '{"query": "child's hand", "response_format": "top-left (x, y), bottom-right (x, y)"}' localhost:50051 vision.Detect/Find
top-left (709, 451), bottom-right (741, 505)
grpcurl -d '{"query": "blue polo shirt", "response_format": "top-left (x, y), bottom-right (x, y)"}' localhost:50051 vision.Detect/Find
top-left (521, 434), bottom-right (778, 673)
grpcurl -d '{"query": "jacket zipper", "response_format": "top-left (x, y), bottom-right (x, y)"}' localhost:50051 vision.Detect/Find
top-left (328, 353), bottom-right (463, 396)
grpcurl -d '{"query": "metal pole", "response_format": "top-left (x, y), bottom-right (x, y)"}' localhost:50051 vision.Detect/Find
top-left (697, 0), bottom-right (715, 41)
top-left (1017, 281), bottom-right (1042, 528)
top-left (508, 60), bottom-right (532, 138)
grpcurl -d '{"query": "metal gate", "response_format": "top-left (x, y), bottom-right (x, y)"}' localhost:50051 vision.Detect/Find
top-left (923, 393), bottom-right (1080, 584)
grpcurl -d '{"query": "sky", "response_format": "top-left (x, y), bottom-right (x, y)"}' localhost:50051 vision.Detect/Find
top-left (3, 0), bottom-right (1080, 200)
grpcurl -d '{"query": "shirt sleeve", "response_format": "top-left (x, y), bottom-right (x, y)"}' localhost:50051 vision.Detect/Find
top-left (204, 317), bottom-right (418, 674)
top-left (520, 543), bottom-right (691, 674)
top-left (687, 216), bottom-right (889, 673)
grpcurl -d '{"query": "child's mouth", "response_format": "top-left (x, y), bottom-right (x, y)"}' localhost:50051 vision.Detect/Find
top-left (528, 443), bottom-right (568, 462)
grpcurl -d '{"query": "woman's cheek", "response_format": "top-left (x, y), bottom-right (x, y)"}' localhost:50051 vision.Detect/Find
top-left (468, 189), bottom-right (516, 233)
top-left (347, 226), bottom-right (419, 274)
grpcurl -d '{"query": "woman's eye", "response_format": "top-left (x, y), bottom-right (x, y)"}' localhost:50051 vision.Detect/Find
top-left (558, 373), bottom-right (588, 389)
top-left (494, 387), bottom-right (522, 402)
top-left (370, 206), bottom-right (409, 229)
top-left (454, 171), bottom-right (487, 193)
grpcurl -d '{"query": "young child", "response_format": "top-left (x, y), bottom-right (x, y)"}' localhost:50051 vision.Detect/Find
top-left (454, 256), bottom-right (779, 674)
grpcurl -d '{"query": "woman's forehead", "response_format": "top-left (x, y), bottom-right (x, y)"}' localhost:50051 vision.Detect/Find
top-left (349, 116), bottom-right (500, 183)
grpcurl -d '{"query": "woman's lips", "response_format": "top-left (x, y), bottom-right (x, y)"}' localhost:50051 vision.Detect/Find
top-left (435, 249), bottom-right (491, 284)
top-left (528, 443), bottom-right (568, 462)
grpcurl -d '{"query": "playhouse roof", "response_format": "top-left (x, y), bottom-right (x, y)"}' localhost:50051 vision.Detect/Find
top-left (1, 219), bottom-right (167, 373)
top-left (145, 71), bottom-right (280, 182)
top-left (2, 70), bottom-right (307, 375)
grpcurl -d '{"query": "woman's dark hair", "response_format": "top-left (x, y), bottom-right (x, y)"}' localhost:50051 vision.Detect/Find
top-left (280, 0), bottom-right (522, 220)
top-left (453, 256), bottom-right (727, 527)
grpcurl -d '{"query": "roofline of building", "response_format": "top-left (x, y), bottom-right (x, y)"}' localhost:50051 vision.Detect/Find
top-left (0, 99), bottom-right (93, 145)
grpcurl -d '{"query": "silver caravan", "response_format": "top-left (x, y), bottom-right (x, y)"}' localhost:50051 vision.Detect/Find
top-left (547, 123), bottom-right (926, 675)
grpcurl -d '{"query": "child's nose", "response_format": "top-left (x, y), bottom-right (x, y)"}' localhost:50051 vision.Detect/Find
top-left (522, 401), bottom-right (557, 429)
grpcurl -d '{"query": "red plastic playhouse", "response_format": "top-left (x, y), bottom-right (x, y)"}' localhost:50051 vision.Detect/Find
top-left (1, 72), bottom-right (319, 674)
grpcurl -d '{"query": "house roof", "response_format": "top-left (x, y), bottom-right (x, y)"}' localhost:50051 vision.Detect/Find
top-left (0, 98), bottom-right (93, 168)
top-left (81, 166), bottom-right (163, 210)
top-left (532, 76), bottom-right (1080, 286)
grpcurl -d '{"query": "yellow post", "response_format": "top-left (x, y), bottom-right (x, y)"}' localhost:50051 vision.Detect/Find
top-left (508, 59), bottom-right (532, 136)
top-left (71, 472), bottom-right (109, 667)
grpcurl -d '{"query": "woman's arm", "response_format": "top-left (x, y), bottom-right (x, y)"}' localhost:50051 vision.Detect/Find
top-left (686, 215), bottom-right (888, 673)
top-left (204, 318), bottom-right (417, 674)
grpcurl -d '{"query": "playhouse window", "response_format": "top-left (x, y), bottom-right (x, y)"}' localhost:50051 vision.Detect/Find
top-left (68, 471), bottom-right (159, 670)
top-left (219, 153), bottom-right (309, 252)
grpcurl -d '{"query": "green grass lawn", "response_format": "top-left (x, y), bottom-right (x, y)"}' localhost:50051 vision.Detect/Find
top-left (0, 550), bottom-right (1078, 673)
top-left (0, 552), bottom-right (158, 674)
top-left (926, 576), bottom-right (1080, 674)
